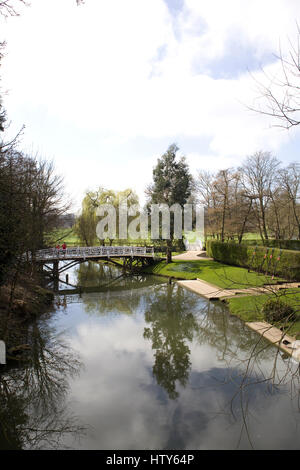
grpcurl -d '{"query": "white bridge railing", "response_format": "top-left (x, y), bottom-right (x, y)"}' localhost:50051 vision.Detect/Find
top-left (29, 246), bottom-right (155, 261)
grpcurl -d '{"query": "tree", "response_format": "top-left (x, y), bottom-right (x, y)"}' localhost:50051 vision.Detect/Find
top-left (250, 26), bottom-right (300, 129)
top-left (196, 168), bottom-right (256, 243)
top-left (0, 1), bottom-right (82, 17)
top-left (279, 163), bottom-right (300, 239)
top-left (213, 169), bottom-right (233, 243)
top-left (0, 148), bottom-right (68, 284)
top-left (239, 151), bottom-right (280, 242)
top-left (146, 144), bottom-right (192, 263)
top-left (0, 0), bottom-right (26, 17)
top-left (74, 187), bottom-right (140, 246)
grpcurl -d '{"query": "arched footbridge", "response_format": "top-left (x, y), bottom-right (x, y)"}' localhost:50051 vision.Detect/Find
top-left (29, 245), bottom-right (159, 281)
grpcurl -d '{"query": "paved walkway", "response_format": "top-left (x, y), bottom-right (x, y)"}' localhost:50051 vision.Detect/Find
top-left (246, 322), bottom-right (300, 361)
top-left (177, 279), bottom-right (236, 299)
top-left (177, 279), bottom-right (300, 300)
top-left (172, 251), bottom-right (213, 261)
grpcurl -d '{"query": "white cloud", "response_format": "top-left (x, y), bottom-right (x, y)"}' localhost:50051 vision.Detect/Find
top-left (1, 0), bottom-right (300, 206)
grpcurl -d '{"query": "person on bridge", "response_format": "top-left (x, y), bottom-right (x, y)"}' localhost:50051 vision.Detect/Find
top-left (56, 244), bottom-right (60, 256)
top-left (62, 242), bottom-right (67, 257)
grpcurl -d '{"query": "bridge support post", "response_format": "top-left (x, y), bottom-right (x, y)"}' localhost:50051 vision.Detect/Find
top-left (53, 260), bottom-right (59, 291)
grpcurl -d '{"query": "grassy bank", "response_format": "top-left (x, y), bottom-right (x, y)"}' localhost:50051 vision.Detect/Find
top-left (226, 289), bottom-right (300, 338)
top-left (143, 258), bottom-right (300, 338)
top-left (144, 259), bottom-right (281, 289)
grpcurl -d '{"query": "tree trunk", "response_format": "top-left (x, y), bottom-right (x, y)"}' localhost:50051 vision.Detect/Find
top-left (238, 200), bottom-right (252, 244)
top-left (166, 239), bottom-right (172, 263)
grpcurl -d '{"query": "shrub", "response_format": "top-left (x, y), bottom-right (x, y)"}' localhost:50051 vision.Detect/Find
top-left (262, 298), bottom-right (296, 323)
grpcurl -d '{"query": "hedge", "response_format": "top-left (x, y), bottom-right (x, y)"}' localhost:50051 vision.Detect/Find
top-left (239, 239), bottom-right (300, 251)
top-left (206, 240), bottom-right (300, 281)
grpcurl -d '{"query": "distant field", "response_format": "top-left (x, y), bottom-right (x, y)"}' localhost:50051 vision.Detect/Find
top-left (44, 229), bottom-right (184, 251)
top-left (241, 232), bottom-right (262, 240)
top-left (44, 228), bottom-right (80, 246)
top-left (206, 233), bottom-right (266, 242)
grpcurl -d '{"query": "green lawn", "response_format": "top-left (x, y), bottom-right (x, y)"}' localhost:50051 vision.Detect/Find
top-left (226, 289), bottom-right (300, 338)
top-left (145, 259), bottom-right (281, 289)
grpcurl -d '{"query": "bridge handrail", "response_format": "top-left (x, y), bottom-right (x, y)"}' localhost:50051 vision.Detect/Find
top-left (26, 245), bottom-right (154, 261)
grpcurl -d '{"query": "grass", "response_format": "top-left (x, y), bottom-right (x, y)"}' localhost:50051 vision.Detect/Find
top-left (44, 228), bottom-right (80, 246)
top-left (226, 289), bottom-right (300, 338)
top-left (145, 258), bottom-right (300, 337)
top-left (144, 259), bottom-right (281, 289)
top-left (206, 232), bottom-right (262, 242)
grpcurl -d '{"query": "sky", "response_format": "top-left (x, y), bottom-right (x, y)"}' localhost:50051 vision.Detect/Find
top-left (1, 0), bottom-right (300, 212)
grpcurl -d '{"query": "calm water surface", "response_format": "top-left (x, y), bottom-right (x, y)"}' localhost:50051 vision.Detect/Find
top-left (1, 261), bottom-right (300, 449)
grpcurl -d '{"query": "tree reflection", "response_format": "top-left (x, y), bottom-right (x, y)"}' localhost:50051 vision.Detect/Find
top-left (193, 300), bottom-right (278, 362)
top-left (76, 261), bottom-right (166, 316)
top-left (144, 283), bottom-right (299, 447)
top-left (76, 261), bottom-right (115, 287)
top-left (185, 298), bottom-right (300, 449)
top-left (0, 313), bottom-right (86, 449)
top-left (144, 283), bottom-right (200, 399)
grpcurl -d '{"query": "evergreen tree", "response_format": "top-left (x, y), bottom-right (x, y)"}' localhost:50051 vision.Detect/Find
top-left (147, 144), bottom-right (192, 263)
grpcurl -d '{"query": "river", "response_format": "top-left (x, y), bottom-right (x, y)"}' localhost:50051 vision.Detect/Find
top-left (1, 261), bottom-right (299, 450)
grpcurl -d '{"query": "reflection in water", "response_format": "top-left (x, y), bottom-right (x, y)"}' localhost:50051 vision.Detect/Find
top-left (76, 261), bottom-right (116, 287)
top-left (0, 313), bottom-right (86, 449)
top-left (68, 262), bottom-right (299, 449)
top-left (2, 261), bottom-right (299, 449)
top-left (142, 282), bottom-right (300, 446)
top-left (144, 283), bottom-right (200, 399)
top-left (75, 261), bottom-right (167, 316)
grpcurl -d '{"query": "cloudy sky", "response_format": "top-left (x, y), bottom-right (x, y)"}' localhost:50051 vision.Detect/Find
top-left (1, 0), bottom-right (300, 211)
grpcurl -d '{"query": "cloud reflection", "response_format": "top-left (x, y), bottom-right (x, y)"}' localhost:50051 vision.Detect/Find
top-left (59, 281), bottom-right (300, 449)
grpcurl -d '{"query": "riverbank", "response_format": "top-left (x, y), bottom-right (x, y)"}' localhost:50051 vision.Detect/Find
top-left (0, 277), bottom-right (54, 319)
top-left (143, 258), bottom-right (300, 343)
top-left (0, 273), bottom-right (54, 361)
top-left (226, 289), bottom-right (300, 338)
top-left (143, 258), bottom-right (282, 288)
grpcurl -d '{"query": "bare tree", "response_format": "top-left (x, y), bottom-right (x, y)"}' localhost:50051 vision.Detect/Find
top-left (279, 163), bottom-right (300, 239)
top-left (239, 151), bottom-right (280, 242)
top-left (213, 169), bottom-right (233, 242)
top-left (196, 170), bottom-right (218, 240)
top-left (0, 0), bottom-right (83, 17)
top-left (250, 26), bottom-right (300, 129)
top-left (0, 0), bottom-right (27, 17)
top-left (196, 168), bottom-right (256, 243)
